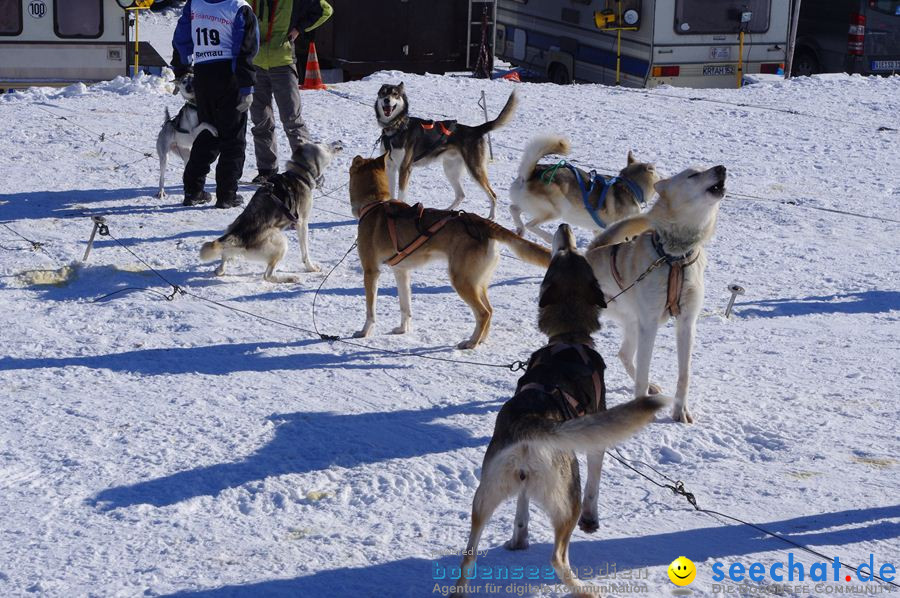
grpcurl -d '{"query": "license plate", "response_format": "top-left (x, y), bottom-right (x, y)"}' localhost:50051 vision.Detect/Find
top-left (703, 64), bottom-right (736, 76)
top-left (871, 60), bottom-right (900, 71)
top-left (709, 46), bottom-right (731, 60)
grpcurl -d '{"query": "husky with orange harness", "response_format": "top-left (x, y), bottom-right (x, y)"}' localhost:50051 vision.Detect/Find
top-left (374, 82), bottom-right (517, 220)
top-left (586, 165), bottom-right (727, 423)
top-left (449, 224), bottom-right (667, 598)
top-left (349, 153), bottom-right (550, 349)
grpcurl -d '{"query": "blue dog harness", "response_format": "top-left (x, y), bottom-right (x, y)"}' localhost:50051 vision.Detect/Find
top-left (567, 163), bottom-right (646, 228)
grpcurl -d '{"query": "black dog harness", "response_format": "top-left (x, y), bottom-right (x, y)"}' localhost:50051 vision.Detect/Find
top-left (261, 167), bottom-right (317, 225)
top-left (380, 117), bottom-right (458, 162)
top-left (515, 343), bottom-right (606, 420)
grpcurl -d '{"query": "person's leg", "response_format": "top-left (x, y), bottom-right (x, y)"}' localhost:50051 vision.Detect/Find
top-left (213, 74), bottom-right (247, 207)
top-left (182, 70), bottom-right (220, 205)
top-left (270, 64), bottom-right (310, 155)
top-left (249, 68), bottom-right (278, 175)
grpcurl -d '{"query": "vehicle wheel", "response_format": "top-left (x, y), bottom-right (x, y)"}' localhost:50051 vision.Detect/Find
top-left (549, 63), bottom-right (572, 85)
top-left (791, 49), bottom-right (819, 77)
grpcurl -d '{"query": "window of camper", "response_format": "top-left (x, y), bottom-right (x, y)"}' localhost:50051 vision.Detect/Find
top-left (870, 1), bottom-right (900, 16)
top-left (54, 0), bottom-right (103, 39)
top-left (674, 0), bottom-right (771, 34)
top-left (0, 0), bottom-right (23, 36)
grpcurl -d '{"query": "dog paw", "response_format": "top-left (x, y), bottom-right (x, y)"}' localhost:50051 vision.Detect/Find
top-left (672, 406), bottom-right (694, 424)
top-left (214, 267), bottom-right (226, 276)
top-left (305, 263), bottom-right (322, 273)
top-left (155, 190), bottom-right (167, 200)
top-left (648, 383), bottom-right (663, 395)
top-left (352, 329), bottom-right (371, 339)
top-left (390, 325), bottom-right (409, 335)
top-left (578, 514), bottom-right (600, 534)
top-left (457, 339), bottom-right (478, 350)
top-left (503, 537), bottom-right (529, 551)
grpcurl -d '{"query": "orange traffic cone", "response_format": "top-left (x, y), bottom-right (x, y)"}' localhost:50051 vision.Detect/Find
top-left (301, 41), bottom-right (327, 90)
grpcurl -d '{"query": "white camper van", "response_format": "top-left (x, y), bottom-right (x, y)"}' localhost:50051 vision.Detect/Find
top-left (0, 0), bottom-right (132, 89)
top-left (496, 0), bottom-right (792, 88)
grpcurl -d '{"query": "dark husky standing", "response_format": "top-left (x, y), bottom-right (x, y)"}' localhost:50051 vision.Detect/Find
top-left (199, 141), bottom-right (342, 282)
top-left (450, 224), bottom-right (667, 598)
top-left (374, 82), bottom-right (517, 220)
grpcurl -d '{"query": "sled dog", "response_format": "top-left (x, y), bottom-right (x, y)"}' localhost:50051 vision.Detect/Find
top-left (586, 165), bottom-right (727, 423)
top-left (200, 141), bottom-right (343, 282)
top-left (450, 224), bottom-right (666, 598)
top-left (155, 74), bottom-right (218, 199)
top-left (509, 135), bottom-right (659, 243)
top-left (348, 153), bottom-right (550, 349)
top-left (374, 82), bottom-right (517, 220)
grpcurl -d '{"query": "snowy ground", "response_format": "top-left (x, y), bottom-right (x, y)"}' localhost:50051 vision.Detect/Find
top-left (1, 15), bottom-right (899, 598)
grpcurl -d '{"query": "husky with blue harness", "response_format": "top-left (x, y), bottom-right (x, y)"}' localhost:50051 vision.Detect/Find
top-left (509, 135), bottom-right (660, 244)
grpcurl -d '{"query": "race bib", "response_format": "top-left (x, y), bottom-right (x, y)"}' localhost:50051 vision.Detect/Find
top-left (190, 0), bottom-right (247, 64)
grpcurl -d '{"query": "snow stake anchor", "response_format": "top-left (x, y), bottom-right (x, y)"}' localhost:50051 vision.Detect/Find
top-left (725, 283), bottom-right (745, 319)
top-left (82, 216), bottom-right (107, 263)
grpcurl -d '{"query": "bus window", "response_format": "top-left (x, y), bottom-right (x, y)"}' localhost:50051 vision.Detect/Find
top-left (675, 0), bottom-right (771, 34)
top-left (0, 0), bottom-right (23, 36)
top-left (54, 0), bottom-right (103, 39)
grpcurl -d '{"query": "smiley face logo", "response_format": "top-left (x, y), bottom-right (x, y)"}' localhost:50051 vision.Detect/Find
top-left (668, 556), bottom-right (696, 586)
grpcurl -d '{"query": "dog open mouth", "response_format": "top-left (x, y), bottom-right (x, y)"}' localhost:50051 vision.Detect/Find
top-left (382, 102), bottom-right (394, 117)
top-left (708, 179), bottom-right (726, 197)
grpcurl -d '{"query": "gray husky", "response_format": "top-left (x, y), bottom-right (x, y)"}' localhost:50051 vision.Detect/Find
top-left (200, 141), bottom-right (343, 282)
top-left (451, 224), bottom-right (667, 598)
top-left (155, 74), bottom-right (217, 199)
top-left (374, 82), bottom-right (517, 220)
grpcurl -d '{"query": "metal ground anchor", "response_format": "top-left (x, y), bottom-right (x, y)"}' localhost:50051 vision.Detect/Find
top-left (82, 216), bottom-right (107, 262)
top-left (725, 283), bottom-right (745, 319)
top-left (478, 90), bottom-right (494, 161)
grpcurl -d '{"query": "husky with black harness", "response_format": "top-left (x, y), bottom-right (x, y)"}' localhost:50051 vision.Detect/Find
top-left (509, 135), bottom-right (660, 243)
top-left (450, 224), bottom-right (667, 598)
top-left (199, 141), bottom-right (342, 282)
top-left (348, 153), bottom-right (550, 349)
top-left (374, 82), bottom-right (517, 220)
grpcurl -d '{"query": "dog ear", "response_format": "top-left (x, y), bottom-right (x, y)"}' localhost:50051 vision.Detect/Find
top-left (655, 176), bottom-right (673, 193)
top-left (397, 82), bottom-right (404, 93)
top-left (351, 155), bottom-right (365, 170)
top-left (627, 150), bottom-right (636, 165)
top-left (538, 282), bottom-right (564, 308)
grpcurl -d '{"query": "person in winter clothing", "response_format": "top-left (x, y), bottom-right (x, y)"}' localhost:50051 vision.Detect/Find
top-left (249, 0), bottom-right (332, 183)
top-left (171, 0), bottom-right (259, 208)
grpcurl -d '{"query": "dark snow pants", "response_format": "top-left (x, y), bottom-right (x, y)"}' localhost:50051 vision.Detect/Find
top-left (183, 60), bottom-right (248, 201)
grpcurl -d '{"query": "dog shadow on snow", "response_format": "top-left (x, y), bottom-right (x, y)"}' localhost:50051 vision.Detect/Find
top-left (87, 400), bottom-right (495, 511)
top-left (737, 291), bottom-right (900, 318)
top-left (163, 504), bottom-right (900, 597)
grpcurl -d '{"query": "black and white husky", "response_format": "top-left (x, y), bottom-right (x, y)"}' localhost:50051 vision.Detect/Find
top-left (450, 225), bottom-right (667, 598)
top-left (374, 82), bottom-right (517, 220)
top-left (155, 74), bottom-right (217, 199)
top-left (199, 141), bottom-right (343, 283)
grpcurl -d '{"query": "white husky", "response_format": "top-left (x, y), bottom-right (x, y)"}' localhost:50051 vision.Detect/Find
top-left (586, 165), bottom-right (726, 423)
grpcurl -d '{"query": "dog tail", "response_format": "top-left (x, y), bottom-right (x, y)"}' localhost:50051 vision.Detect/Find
top-left (517, 135), bottom-right (570, 181)
top-left (472, 90), bottom-right (518, 136)
top-left (200, 239), bottom-right (223, 262)
top-left (196, 123), bottom-right (218, 138)
top-left (484, 220), bottom-right (551, 267)
top-left (541, 395), bottom-right (668, 453)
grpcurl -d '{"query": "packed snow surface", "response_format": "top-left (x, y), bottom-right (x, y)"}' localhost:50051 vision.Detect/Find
top-left (1, 20), bottom-right (898, 598)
